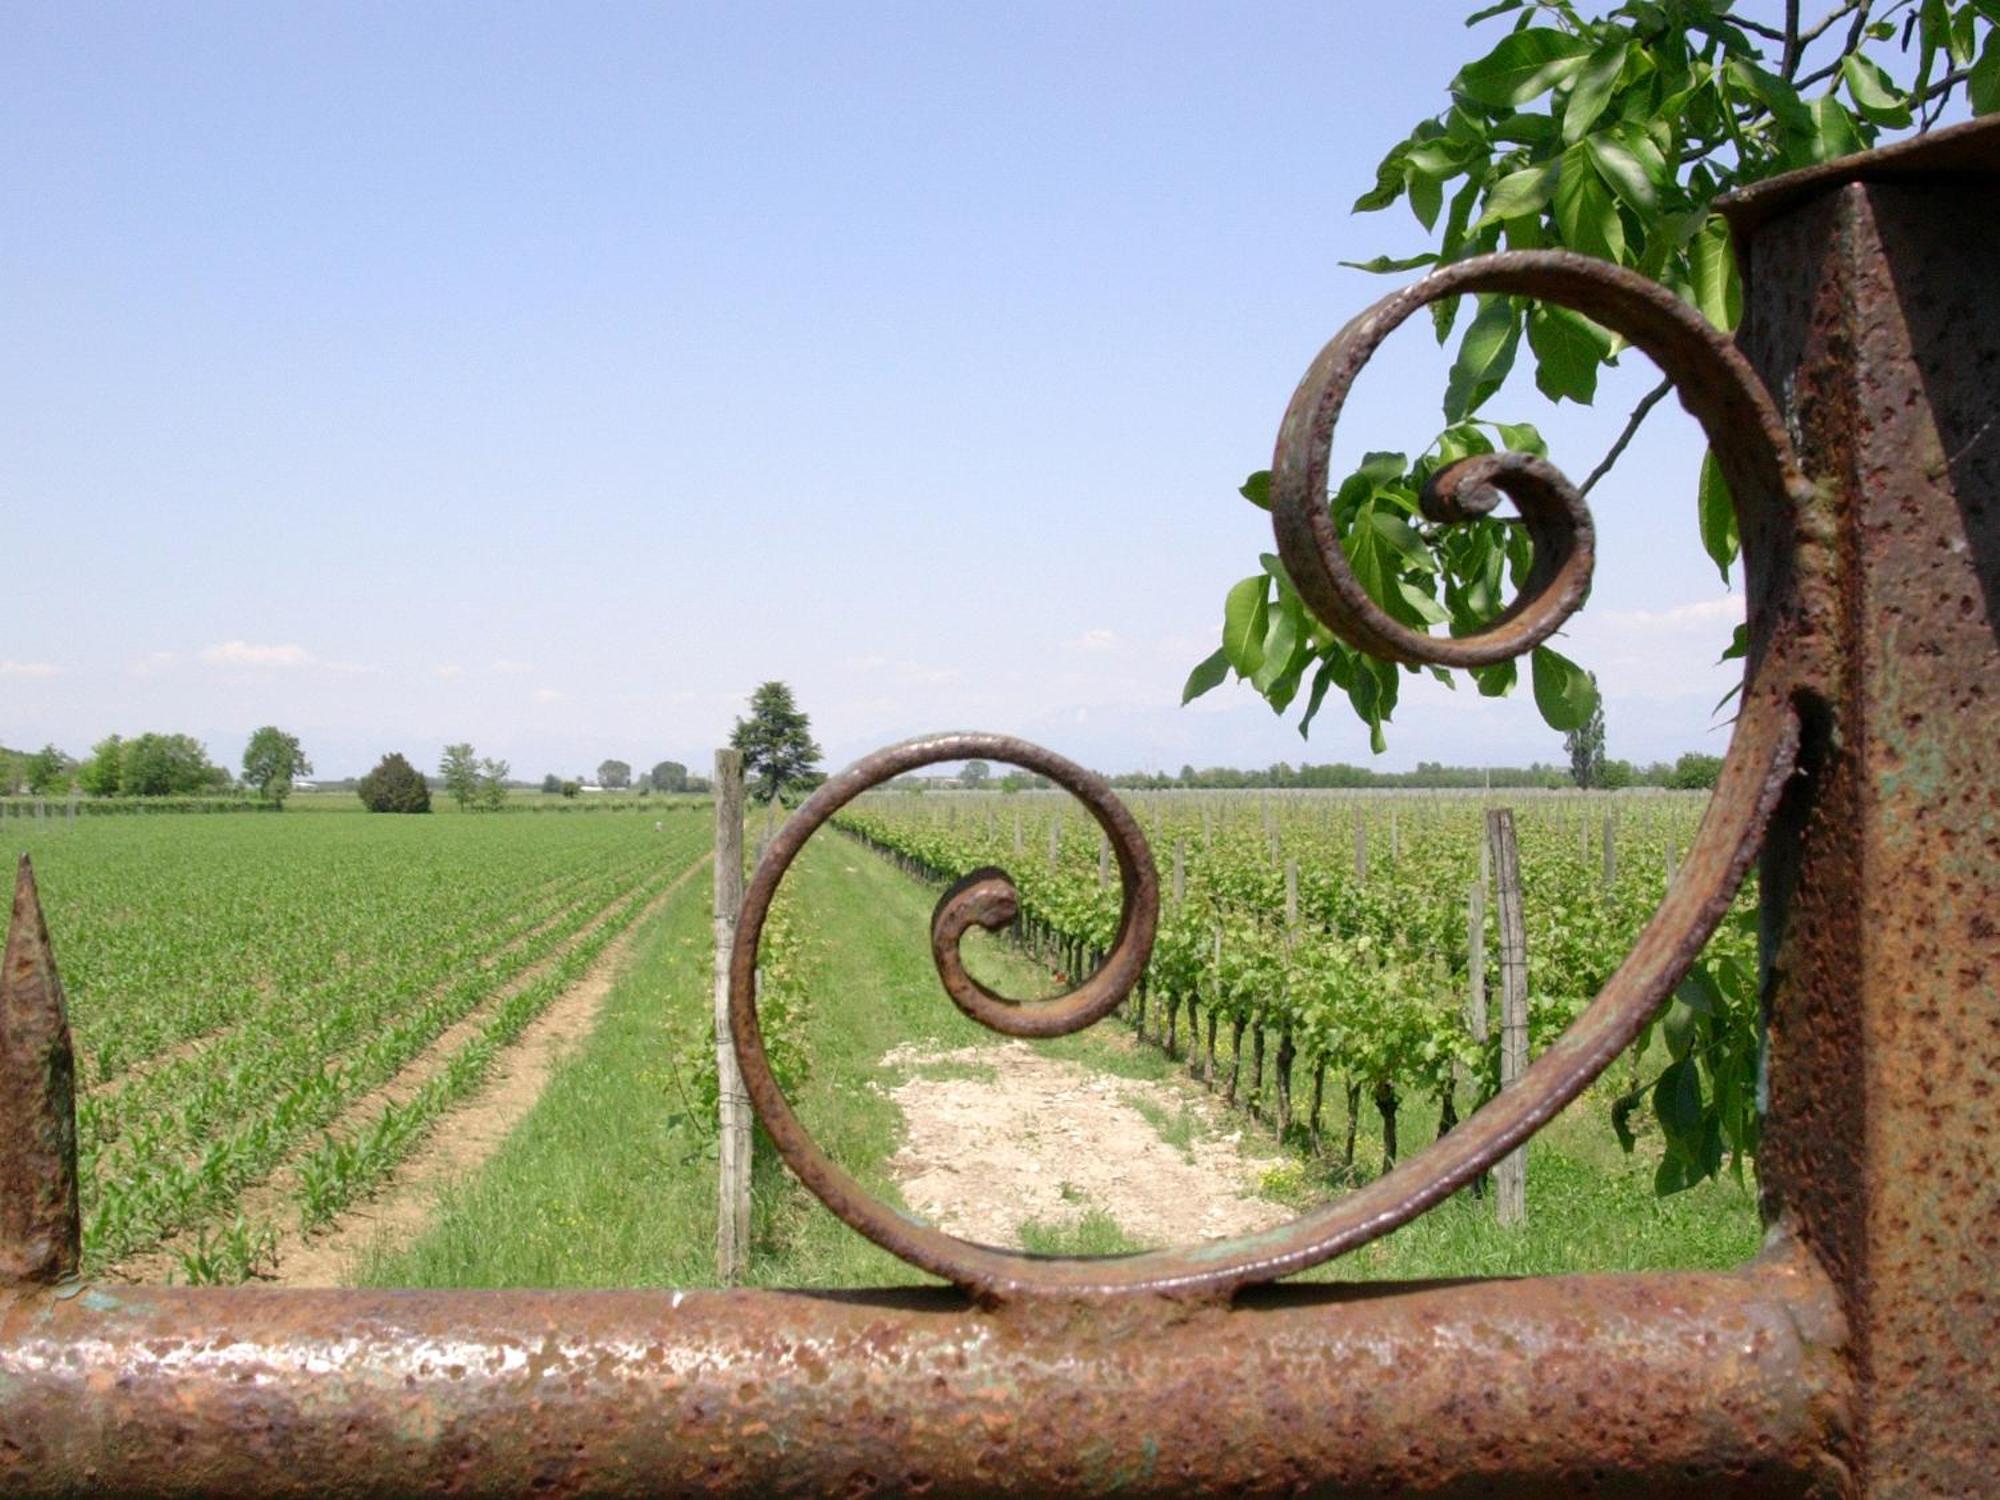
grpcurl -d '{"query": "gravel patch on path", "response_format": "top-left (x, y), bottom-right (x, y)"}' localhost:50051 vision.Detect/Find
top-left (883, 1039), bottom-right (1289, 1249)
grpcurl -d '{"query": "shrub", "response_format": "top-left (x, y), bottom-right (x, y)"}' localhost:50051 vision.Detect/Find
top-left (357, 753), bottom-right (432, 813)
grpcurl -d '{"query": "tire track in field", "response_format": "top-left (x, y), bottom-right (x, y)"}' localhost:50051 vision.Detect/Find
top-left (117, 850), bottom-right (711, 1285)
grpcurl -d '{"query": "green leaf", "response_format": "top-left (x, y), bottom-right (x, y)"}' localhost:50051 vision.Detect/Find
top-left (1296, 653), bottom-right (1341, 739)
top-left (1841, 53), bottom-right (1912, 127)
top-left (1698, 449), bottom-right (1739, 583)
top-left (1725, 57), bottom-right (1812, 134)
top-left (1474, 162), bottom-right (1559, 229)
top-left (1971, 27), bottom-right (2000, 115)
top-left (1552, 144), bottom-right (1625, 262)
top-left (1530, 645), bottom-right (1596, 731)
top-left (1239, 470), bottom-right (1271, 511)
top-left (1687, 216), bottom-right (1740, 331)
top-left (1808, 95), bottom-right (1866, 164)
top-left (1352, 146), bottom-right (1409, 213)
top-left (1652, 1057), bottom-right (1704, 1138)
top-left (1396, 580), bottom-right (1450, 626)
top-left (1181, 648), bottom-right (1229, 705)
top-left (1492, 420), bottom-right (1547, 456)
top-left (1454, 28), bottom-right (1591, 108)
top-left (1583, 134), bottom-right (1657, 213)
top-left (1562, 40), bottom-right (1628, 144)
top-left (1662, 998), bottom-right (1699, 1061)
top-left (1526, 303), bottom-right (1611, 403)
top-left (1442, 295), bottom-right (1521, 421)
top-left (1252, 593), bottom-right (1303, 694)
top-left (1222, 575), bottom-right (1269, 678)
top-left (1676, 964), bottom-right (1723, 1016)
top-left (1408, 168), bottom-right (1444, 230)
top-left (1339, 252), bottom-right (1441, 274)
top-left (1471, 659), bottom-right (1516, 697)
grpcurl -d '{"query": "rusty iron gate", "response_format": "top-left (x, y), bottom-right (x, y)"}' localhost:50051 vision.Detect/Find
top-left (3, 121), bottom-right (1995, 1498)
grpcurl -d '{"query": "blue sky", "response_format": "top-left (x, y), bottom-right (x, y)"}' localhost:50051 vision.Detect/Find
top-left (3, 2), bottom-right (1761, 780)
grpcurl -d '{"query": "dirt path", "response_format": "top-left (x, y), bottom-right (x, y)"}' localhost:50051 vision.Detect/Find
top-left (883, 1039), bottom-right (1290, 1249)
top-left (264, 851), bottom-right (713, 1285)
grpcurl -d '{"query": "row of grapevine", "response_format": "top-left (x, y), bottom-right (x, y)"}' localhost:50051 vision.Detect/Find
top-left (836, 789), bottom-right (1756, 1192)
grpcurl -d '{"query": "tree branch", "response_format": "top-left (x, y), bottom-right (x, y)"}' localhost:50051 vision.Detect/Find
top-left (1579, 378), bottom-right (1674, 498)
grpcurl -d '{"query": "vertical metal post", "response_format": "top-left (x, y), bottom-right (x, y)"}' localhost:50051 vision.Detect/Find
top-left (1737, 170), bottom-right (2000, 1496)
top-left (0, 857), bottom-right (79, 1286)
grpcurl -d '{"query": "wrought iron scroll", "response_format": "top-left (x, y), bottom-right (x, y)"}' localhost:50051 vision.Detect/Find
top-left (730, 249), bottom-right (1819, 1305)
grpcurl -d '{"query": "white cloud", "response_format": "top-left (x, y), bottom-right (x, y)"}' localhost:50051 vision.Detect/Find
top-left (0, 660), bottom-right (59, 678)
top-left (434, 664), bottom-right (464, 679)
top-left (1597, 595), bottom-right (1744, 630)
top-left (490, 658), bottom-right (534, 675)
top-left (533, 687), bottom-right (566, 703)
top-left (1064, 628), bottom-right (1121, 653)
top-left (201, 640), bottom-right (314, 668)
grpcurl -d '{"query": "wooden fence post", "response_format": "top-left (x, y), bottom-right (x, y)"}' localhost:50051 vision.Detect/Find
top-left (1487, 808), bottom-right (1529, 1227)
top-left (1172, 839), bottom-right (1186, 910)
top-left (1602, 812), bottom-right (1617, 890)
top-left (1284, 859), bottom-right (1299, 933)
top-left (712, 749), bottom-right (751, 1282)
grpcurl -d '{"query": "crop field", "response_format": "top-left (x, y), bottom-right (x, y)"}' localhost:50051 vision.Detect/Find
top-left (838, 787), bottom-right (1751, 1198)
top-left (10, 807), bottom-right (709, 1280)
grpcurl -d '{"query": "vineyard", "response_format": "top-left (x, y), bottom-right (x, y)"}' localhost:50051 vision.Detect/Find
top-left (837, 787), bottom-right (1757, 1196)
top-left (11, 807), bottom-right (709, 1280)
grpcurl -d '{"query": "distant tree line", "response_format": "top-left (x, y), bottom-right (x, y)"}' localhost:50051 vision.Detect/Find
top-left (878, 753), bottom-right (1725, 794)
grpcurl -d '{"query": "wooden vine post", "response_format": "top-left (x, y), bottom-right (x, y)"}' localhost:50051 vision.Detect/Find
top-left (1487, 807), bottom-right (1529, 1227)
top-left (712, 749), bottom-right (752, 1281)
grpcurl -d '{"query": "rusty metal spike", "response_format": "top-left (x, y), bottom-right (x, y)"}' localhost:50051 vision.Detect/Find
top-left (1, 853), bottom-right (81, 1285)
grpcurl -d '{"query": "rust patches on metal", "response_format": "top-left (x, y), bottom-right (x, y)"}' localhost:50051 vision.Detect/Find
top-left (0, 1244), bottom-right (1851, 1497)
top-left (1741, 164), bottom-right (2000, 1495)
top-left (0, 856), bottom-right (80, 1288)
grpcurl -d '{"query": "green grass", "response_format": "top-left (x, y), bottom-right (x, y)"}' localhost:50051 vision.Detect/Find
top-left (1018, 1206), bottom-right (1145, 1256)
top-left (360, 829), bottom-right (1763, 1289)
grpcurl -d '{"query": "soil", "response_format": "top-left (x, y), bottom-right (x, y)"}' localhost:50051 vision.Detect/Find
top-left (883, 1039), bottom-right (1290, 1249)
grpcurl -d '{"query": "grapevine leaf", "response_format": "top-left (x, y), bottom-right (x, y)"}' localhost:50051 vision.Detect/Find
top-left (1530, 645), bottom-right (1596, 731)
top-left (1181, 648), bottom-right (1229, 705)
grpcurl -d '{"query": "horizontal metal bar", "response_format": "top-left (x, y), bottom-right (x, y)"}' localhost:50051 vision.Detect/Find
top-left (0, 1244), bottom-right (1850, 1498)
